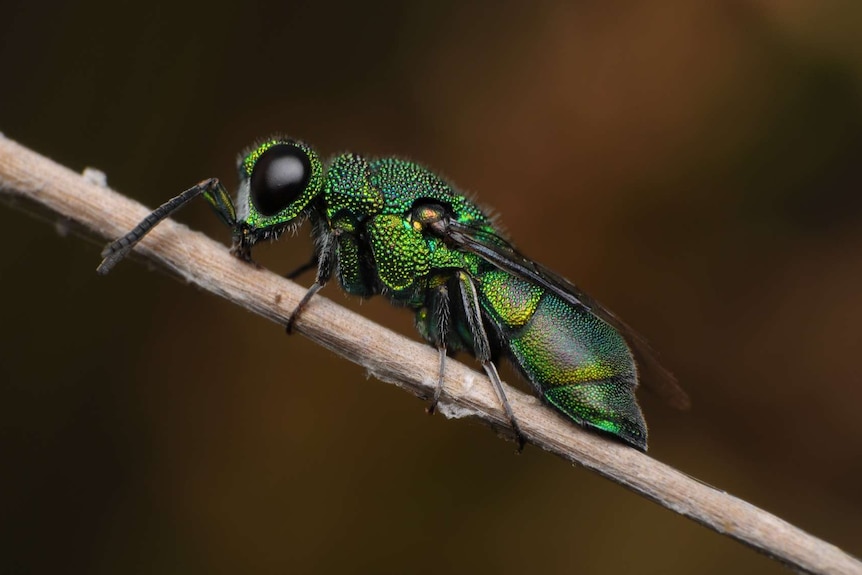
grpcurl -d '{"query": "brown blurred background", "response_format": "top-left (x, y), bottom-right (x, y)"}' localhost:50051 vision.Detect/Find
top-left (2, 1), bottom-right (861, 573)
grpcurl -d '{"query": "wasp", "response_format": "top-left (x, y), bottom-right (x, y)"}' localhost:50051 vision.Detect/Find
top-left (98, 137), bottom-right (688, 451)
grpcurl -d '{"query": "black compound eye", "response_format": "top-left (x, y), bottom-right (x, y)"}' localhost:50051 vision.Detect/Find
top-left (249, 144), bottom-right (312, 216)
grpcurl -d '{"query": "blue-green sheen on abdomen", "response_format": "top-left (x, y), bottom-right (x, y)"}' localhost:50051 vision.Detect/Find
top-left (478, 271), bottom-right (636, 391)
top-left (479, 271), bottom-right (646, 447)
top-left (508, 293), bottom-right (636, 389)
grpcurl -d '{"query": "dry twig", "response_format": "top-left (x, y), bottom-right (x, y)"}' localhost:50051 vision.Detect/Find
top-left (1, 134), bottom-right (859, 575)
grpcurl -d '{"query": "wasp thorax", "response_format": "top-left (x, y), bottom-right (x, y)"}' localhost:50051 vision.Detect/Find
top-left (250, 143), bottom-right (312, 216)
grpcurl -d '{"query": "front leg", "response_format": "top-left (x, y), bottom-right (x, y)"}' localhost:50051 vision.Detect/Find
top-left (285, 228), bottom-right (337, 334)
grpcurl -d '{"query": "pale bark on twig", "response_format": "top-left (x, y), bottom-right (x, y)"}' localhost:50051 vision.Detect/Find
top-left (0, 134), bottom-right (859, 575)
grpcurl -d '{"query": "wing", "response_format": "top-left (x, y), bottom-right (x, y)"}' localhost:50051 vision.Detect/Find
top-left (443, 219), bottom-right (690, 410)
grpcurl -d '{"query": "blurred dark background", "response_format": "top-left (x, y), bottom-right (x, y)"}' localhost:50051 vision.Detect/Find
top-left (2, 1), bottom-right (861, 573)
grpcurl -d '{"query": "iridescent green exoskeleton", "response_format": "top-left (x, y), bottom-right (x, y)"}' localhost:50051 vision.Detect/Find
top-left (98, 137), bottom-right (688, 451)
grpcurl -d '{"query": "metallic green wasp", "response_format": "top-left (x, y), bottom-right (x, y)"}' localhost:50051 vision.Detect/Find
top-left (98, 137), bottom-right (688, 451)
